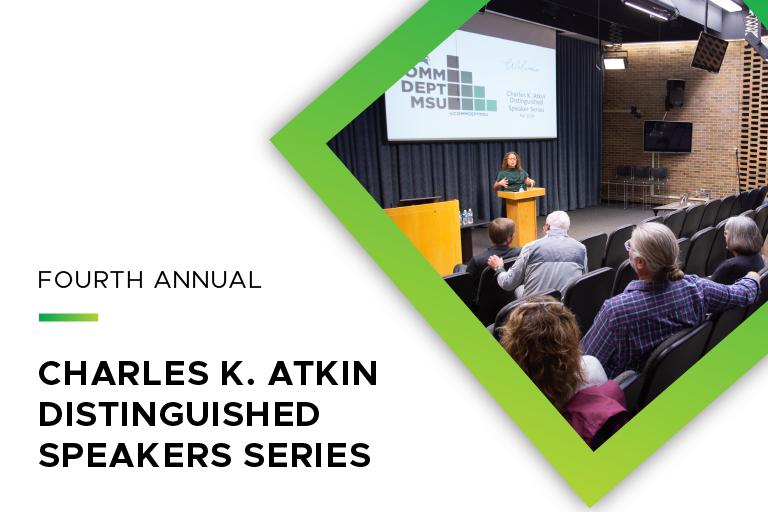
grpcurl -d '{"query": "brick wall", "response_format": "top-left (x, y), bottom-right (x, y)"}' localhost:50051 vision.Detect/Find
top-left (602, 41), bottom-right (742, 203)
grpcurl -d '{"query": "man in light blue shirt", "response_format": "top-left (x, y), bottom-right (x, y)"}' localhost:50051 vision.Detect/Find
top-left (488, 211), bottom-right (588, 298)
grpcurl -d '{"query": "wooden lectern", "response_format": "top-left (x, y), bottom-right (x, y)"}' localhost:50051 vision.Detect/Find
top-left (384, 199), bottom-right (461, 276)
top-left (498, 188), bottom-right (546, 247)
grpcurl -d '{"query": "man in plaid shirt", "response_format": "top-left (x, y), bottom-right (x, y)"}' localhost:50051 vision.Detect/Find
top-left (582, 223), bottom-right (761, 379)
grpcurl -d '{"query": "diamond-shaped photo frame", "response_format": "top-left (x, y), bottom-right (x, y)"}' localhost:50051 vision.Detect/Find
top-left (271, 0), bottom-right (768, 505)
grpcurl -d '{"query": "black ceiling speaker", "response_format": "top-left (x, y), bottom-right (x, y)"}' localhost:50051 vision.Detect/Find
top-left (691, 32), bottom-right (729, 73)
top-left (665, 79), bottom-right (685, 111)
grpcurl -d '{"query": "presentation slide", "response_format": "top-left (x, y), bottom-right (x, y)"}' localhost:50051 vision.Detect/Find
top-left (384, 30), bottom-right (557, 141)
top-left (2, 2), bottom-right (766, 512)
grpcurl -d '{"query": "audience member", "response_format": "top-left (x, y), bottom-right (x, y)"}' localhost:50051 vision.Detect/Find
top-left (582, 223), bottom-right (760, 379)
top-left (499, 296), bottom-right (626, 449)
top-left (763, 236), bottom-right (768, 267)
top-left (463, 218), bottom-right (521, 297)
top-left (488, 211), bottom-right (587, 298)
top-left (711, 216), bottom-right (765, 285)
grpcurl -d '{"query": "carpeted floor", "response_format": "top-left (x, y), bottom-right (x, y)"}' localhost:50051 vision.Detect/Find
top-left (470, 202), bottom-right (659, 256)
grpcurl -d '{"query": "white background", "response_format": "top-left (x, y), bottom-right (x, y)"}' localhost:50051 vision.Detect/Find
top-left (1, 1), bottom-right (766, 510)
top-left (385, 29), bottom-right (557, 141)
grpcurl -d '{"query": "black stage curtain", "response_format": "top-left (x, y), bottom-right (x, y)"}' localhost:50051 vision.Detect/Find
top-left (328, 34), bottom-right (603, 219)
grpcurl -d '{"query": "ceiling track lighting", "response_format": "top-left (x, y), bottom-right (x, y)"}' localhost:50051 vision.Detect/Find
top-left (621, 0), bottom-right (678, 22)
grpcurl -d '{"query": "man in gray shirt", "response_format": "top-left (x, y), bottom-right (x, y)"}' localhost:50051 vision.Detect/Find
top-left (487, 211), bottom-right (588, 298)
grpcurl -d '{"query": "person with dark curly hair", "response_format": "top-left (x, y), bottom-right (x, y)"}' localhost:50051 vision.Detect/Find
top-left (500, 296), bottom-right (626, 448)
top-left (582, 223), bottom-right (761, 379)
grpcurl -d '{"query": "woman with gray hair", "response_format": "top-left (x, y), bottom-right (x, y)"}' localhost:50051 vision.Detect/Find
top-left (582, 222), bottom-right (761, 379)
top-left (711, 216), bottom-right (765, 285)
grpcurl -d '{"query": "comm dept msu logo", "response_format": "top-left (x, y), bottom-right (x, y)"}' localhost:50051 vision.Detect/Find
top-left (399, 54), bottom-right (497, 114)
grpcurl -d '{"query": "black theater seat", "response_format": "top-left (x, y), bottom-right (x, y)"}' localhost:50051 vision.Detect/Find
top-left (745, 188), bottom-right (760, 213)
top-left (562, 267), bottom-right (617, 337)
top-left (443, 272), bottom-right (474, 308)
top-left (706, 219), bottom-right (729, 276)
top-left (611, 259), bottom-right (638, 297)
top-left (699, 199), bottom-right (721, 230)
top-left (614, 371), bottom-right (644, 420)
top-left (638, 322), bottom-right (713, 409)
top-left (579, 233), bottom-right (608, 272)
top-left (684, 227), bottom-right (717, 278)
top-left (603, 224), bottom-right (634, 269)
top-left (474, 257), bottom-right (518, 326)
top-left (701, 307), bottom-right (748, 356)
top-left (731, 191), bottom-right (748, 217)
top-left (754, 204), bottom-right (768, 240)
top-left (715, 195), bottom-right (737, 225)
top-left (740, 209), bottom-right (756, 221)
top-left (663, 209), bottom-right (686, 238)
top-left (677, 238), bottom-right (691, 271)
top-left (753, 186), bottom-right (768, 210)
top-left (680, 203), bottom-right (706, 239)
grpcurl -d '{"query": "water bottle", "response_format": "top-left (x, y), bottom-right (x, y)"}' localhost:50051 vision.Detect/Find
top-left (468, 209), bottom-right (473, 225)
top-left (462, 209), bottom-right (468, 225)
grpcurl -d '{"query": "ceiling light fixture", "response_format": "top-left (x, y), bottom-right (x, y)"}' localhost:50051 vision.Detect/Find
top-left (709, 0), bottom-right (742, 13)
top-left (623, 1), bottom-right (669, 21)
top-left (604, 51), bottom-right (629, 69)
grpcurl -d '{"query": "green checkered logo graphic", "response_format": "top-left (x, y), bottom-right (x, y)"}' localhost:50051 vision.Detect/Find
top-left (400, 54), bottom-right (497, 112)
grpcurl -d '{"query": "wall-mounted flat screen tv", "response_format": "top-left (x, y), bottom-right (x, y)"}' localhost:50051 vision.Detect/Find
top-left (643, 121), bottom-right (693, 153)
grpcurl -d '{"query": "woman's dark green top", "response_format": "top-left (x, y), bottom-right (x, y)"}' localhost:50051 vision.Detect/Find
top-left (495, 169), bottom-right (529, 191)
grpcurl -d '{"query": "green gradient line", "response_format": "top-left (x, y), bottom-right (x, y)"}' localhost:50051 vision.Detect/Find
top-left (39, 313), bottom-right (98, 322)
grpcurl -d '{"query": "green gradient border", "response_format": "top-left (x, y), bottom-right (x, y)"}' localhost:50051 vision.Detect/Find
top-left (271, 0), bottom-right (768, 505)
top-left (39, 313), bottom-right (98, 322)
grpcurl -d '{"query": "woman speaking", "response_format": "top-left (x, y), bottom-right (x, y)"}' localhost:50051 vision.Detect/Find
top-left (494, 152), bottom-right (535, 192)
top-left (494, 152), bottom-right (535, 217)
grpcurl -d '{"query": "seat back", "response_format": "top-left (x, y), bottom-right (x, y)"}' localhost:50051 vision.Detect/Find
top-left (663, 209), bottom-right (686, 238)
top-left (680, 203), bottom-right (706, 239)
top-left (699, 199), bottom-right (721, 230)
top-left (616, 166), bottom-right (631, 179)
top-left (603, 224), bottom-right (635, 269)
top-left (579, 233), bottom-right (608, 272)
top-left (632, 166), bottom-right (650, 179)
top-left (740, 209), bottom-right (757, 221)
top-left (715, 195), bottom-right (736, 225)
top-left (754, 204), bottom-right (768, 239)
top-left (614, 371), bottom-right (644, 420)
top-left (684, 227), bottom-right (717, 277)
top-left (488, 289), bottom-right (562, 340)
top-left (743, 267), bottom-right (768, 321)
top-left (611, 259), bottom-right (638, 297)
top-left (639, 322), bottom-right (713, 409)
top-left (475, 257), bottom-right (519, 326)
top-left (731, 191), bottom-right (748, 217)
top-left (562, 267), bottom-right (617, 337)
top-left (677, 238), bottom-right (691, 271)
top-left (745, 188), bottom-right (760, 212)
top-left (641, 216), bottom-right (663, 224)
top-left (702, 307), bottom-right (748, 356)
top-left (754, 186), bottom-right (768, 210)
top-left (706, 219), bottom-right (729, 276)
top-left (650, 167), bottom-right (668, 180)
top-left (443, 272), bottom-right (474, 308)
